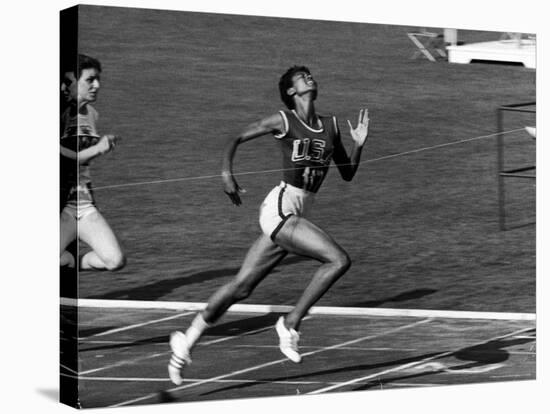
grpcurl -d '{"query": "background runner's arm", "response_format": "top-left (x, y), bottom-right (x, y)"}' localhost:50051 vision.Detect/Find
top-left (60, 135), bottom-right (118, 164)
top-left (222, 113), bottom-right (284, 206)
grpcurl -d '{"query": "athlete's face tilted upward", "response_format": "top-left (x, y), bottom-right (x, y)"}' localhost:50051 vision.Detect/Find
top-left (289, 71), bottom-right (318, 101)
top-left (279, 66), bottom-right (317, 109)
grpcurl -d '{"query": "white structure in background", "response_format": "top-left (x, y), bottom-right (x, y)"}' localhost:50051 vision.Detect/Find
top-left (446, 31), bottom-right (536, 69)
top-left (444, 28), bottom-right (458, 46)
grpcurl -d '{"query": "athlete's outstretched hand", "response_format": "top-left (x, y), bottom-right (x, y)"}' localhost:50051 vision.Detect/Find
top-left (347, 108), bottom-right (369, 146)
top-left (222, 171), bottom-right (246, 206)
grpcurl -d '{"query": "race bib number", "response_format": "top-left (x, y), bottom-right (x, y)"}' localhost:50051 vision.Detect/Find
top-left (301, 166), bottom-right (326, 192)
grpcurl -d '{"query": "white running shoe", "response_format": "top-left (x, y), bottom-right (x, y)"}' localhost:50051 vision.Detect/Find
top-left (168, 331), bottom-right (192, 385)
top-left (275, 316), bottom-right (302, 363)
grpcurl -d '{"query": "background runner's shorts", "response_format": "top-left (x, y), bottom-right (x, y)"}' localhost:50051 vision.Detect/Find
top-left (259, 181), bottom-right (315, 241)
top-left (62, 184), bottom-right (98, 220)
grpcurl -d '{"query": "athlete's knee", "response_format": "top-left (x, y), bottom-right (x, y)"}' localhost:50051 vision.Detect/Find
top-left (104, 252), bottom-right (126, 271)
top-left (330, 249), bottom-right (351, 273)
top-left (60, 251), bottom-right (75, 268)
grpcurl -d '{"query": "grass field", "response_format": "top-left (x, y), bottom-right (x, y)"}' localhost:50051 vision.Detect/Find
top-left (72, 5), bottom-right (535, 313)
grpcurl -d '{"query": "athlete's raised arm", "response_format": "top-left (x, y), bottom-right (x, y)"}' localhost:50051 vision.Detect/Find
top-left (333, 108), bottom-right (369, 181)
top-left (222, 113), bottom-right (285, 206)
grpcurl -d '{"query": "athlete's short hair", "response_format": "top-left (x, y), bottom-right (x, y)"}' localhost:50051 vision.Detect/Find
top-left (279, 65), bottom-right (311, 109)
top-left (77, 54), bottom-right (102, 79)
top-left (61, 54), bottom-right (102, 80)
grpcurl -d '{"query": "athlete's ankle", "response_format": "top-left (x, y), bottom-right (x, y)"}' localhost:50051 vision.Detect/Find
top-left (185, 313), bottom-right (211, 349)
top-left (283, 314), bottom-right (301, 331)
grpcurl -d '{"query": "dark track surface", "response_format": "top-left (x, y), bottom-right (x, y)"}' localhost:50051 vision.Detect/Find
top-left (62, 306), bottom-right (535, 408)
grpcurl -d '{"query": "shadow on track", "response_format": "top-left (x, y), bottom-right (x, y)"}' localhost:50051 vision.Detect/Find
top-left (90, 256), bottom-right (310, 300)
top-left (200, 329), bottom-right (535, 396)
top-left (351, 331), bottom-right (536, 390)
top-left (79, 313), bottom-right (285, 352)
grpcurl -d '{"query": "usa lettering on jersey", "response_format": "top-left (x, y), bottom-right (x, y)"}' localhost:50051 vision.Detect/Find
top-left (291, 138), bottom-right (328, 163)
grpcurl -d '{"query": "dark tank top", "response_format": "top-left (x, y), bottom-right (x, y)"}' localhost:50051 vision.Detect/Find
top-left (274, 109), bottom-right (339, 193)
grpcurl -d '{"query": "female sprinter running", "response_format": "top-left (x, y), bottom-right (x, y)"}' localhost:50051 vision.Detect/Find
top-left (169, 65), bottom-right (369, 384)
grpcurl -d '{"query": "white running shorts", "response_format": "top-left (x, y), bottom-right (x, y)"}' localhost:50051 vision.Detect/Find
top-left (61, 203), bottom-right (98, 221)
top-left (259, 181), bottom-right (315, 241)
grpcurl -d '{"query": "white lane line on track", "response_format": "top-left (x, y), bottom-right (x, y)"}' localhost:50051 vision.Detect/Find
top-left (80, 315), bottom-right (311, 375)
top-left (61, 374), bottom-right (342, 386)
top-left (79, 342), bottom-right (419, 353)
top-left (110, 318), bottom-right (432, 407)
top-left (490, 374), bottom-right (534, 379)
top-left (236, 344), bottom-right (418, 352)
top-left (80, 311), bottom-right (195, 340)
top-left (382, 382), bottom-right (440, 388)
top-left (62, 297), bottom-right (536, 321)
top-left (60, 364), bottom-right (79, 375)
top-left (91, 128), bottom-right (525, 191)
top-left (81, 352), bottom-right (168, 375)
top-left (306, 326), bottom-right (534, 395)
top-left (199, 315), bottom-right (312, 346)
top-left (61, 374), bottom-right (443, 389)
top-left (80, 341), bottom-right (534, 358)
top-left (405, 361), bottom-right (506, 375)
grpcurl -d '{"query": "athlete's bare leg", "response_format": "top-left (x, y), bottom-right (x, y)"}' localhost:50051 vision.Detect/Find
top-left (169, 235), bottom-right (288, 384)
top-left (274, 215), bottom-right (351, 331)
top-left (202, 234), bottom-right (288, 324)
top-left (176, 234), bottom-right (288, 359)
top-left (78, 210), bottom-right (126, 271)
top-left (60, 210), bottom-right (77, 267)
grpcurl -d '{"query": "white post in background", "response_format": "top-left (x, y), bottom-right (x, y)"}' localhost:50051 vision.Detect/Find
top-left (443, 28), bottom-right (458, 46)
